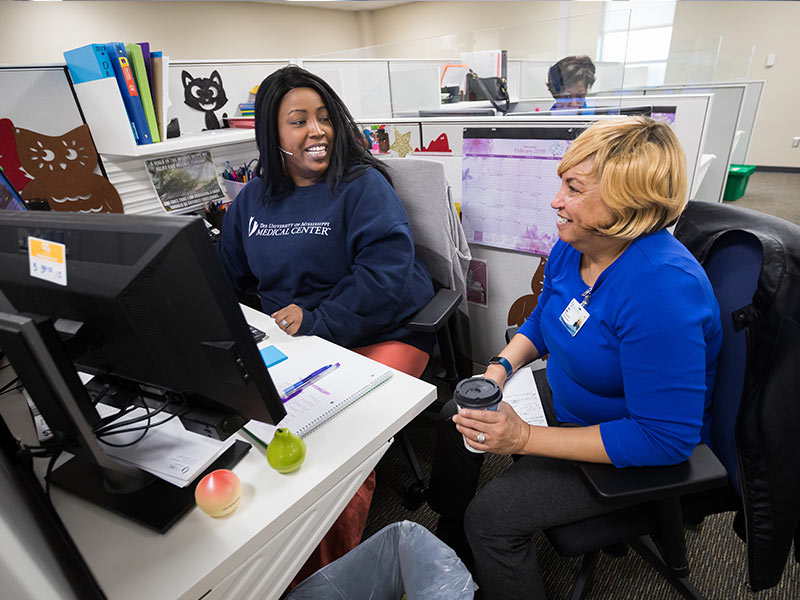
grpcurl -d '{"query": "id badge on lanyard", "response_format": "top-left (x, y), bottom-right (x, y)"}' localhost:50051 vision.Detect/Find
top-left (559, 298), bottom-right (590, 337)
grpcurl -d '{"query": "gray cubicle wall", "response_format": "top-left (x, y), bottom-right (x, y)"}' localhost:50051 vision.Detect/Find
top-left (302, 58), bottom-right (457, 118)
top-left (597, 83), bottom-right (750, 202)
top-left (729, 81), bottom-right (764, 164)
top-left (651, 84), bottom-right (744, 203)
top-left (0, 65), bottom-right (85, 136)
top-left (362, 95), bottom-right (712, 361)
top-left (632, 81), bottom-right (763, 165)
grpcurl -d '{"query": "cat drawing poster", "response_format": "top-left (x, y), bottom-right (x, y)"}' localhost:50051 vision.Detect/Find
top-left (182, 70), bottom-right (228, 130)
top-left (14, 124), bottom-right (123, 213)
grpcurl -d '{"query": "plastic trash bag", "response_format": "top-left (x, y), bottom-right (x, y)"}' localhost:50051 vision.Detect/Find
top-left (286, 520), bottom-right (476, 600)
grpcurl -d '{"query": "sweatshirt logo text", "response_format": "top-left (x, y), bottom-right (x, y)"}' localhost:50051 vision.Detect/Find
top-left (248, 217), bottom-right (331, 238)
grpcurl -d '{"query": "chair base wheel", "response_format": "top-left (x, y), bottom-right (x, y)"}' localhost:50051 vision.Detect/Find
top-left (403, 482), bottom-right (427, 510)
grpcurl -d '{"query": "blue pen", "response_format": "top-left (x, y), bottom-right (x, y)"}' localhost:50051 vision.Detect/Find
top-left (282, 362), bottom-right (340, 401)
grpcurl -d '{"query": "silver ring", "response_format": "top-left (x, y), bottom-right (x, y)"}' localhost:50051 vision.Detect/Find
top-left (280, 319), bottom-right (290, 329)
top-left (477, 432), bottom-right (486, 444)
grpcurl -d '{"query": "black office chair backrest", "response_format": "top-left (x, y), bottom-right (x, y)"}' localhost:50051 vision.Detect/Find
top-left (702, 231), bottom-right (762, 494)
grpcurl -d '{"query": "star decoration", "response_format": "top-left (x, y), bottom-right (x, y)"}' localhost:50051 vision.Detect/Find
top-left (390, 129), bottom-right (412, 158)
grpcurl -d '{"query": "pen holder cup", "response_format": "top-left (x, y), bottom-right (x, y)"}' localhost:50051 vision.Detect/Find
top-left (220, 179), bottom-right (247, 203)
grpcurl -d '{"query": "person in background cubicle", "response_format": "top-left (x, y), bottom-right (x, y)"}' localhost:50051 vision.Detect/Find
top-left (425, 117), bottom-right (723, 600)
top-left (218, 65), bottom-right (435, 586)
top-left (547, 55), bottom-right (596, 110)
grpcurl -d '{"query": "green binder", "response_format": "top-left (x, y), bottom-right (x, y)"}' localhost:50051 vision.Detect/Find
top-left (125, 43), bottom-right (161, 143)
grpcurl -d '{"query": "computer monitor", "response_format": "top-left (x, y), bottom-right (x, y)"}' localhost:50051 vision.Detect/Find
top-left (0, 167), bottom-right (27, 211)
top-left (418, 107), bottom-right (496, 117)
top-left (0, 211), bottom-right (285, 531)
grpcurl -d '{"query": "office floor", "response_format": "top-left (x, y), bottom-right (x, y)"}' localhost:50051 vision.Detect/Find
top-left (363, 170), bottom-right (800, 599)
top-left (731, 170), bottom-right (800, 225)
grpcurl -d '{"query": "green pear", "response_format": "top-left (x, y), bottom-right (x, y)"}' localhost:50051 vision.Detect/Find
top-left (266, 428), bottom-right (306, 473)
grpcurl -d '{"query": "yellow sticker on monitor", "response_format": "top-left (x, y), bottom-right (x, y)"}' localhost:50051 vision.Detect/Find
top-left (28, 236), bottom-right (67, 286)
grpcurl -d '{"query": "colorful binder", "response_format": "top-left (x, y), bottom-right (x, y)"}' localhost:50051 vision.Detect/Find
top-left (136, 42), bottom-right (153, 91)
top-left (63, 44), bottom-right (115, 84)
top-left (126, 43), bottom-right (160, 143)
top-left (151, 53), bottom-right (166, 141)
top-left (105, 42), bottom-right (152, 145)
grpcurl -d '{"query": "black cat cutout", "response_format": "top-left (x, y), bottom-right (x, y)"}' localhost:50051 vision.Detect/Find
top-left (182, 70), bottom-right (229, 130)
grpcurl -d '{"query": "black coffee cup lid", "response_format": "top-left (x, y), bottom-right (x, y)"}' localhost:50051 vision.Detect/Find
top-left (454, 376), bottom-right (502, 408)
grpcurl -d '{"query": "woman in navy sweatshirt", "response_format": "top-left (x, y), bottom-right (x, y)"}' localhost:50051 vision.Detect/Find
top-left (219, 66), bottom-right (434, 376)
top-left (219, 66), bottom-right (435, 588)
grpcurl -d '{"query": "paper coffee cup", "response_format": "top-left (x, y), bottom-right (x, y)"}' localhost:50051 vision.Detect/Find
top-left (454, 376), bottom-right (502, 454)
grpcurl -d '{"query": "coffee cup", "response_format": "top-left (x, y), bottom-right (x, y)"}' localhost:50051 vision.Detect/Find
top-left (454, 376), bottom-right (503, 453)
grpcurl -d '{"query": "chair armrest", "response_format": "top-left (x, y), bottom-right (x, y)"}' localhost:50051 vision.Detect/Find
top-left (505, 326), bottom-right (519, 344)
top-left (406, 289), bottom-right (462, 333)
top-left (577, 444), bottom-right (728, 505)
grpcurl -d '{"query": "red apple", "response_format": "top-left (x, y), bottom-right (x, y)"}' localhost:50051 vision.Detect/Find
top-left (195, 469), bottom-right (242, 517)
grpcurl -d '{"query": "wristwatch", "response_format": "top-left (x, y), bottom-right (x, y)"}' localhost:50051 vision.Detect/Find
top-left (487, 355), bottom-right (513, 378)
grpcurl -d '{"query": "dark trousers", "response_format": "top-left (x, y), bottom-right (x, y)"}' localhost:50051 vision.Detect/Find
top-left (427, 371), bottom-right (622, 600)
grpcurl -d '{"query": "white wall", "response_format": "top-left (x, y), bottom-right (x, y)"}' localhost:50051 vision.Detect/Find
top-left (0, 1), bottom-right (363, 63)
top-left (1, 0), bottom-right (796, 167)
top-left (668, 1), bottom-right (800, 168)
top-left (366, 0), bottom-right (798, 168)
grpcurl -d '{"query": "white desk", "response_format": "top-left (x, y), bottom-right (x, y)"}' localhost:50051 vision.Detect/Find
top-left (52, 306), bottom-right (437, 600)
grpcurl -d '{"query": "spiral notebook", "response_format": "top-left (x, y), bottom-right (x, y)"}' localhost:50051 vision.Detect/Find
top-left (243, 341), bottom-right (393, 446)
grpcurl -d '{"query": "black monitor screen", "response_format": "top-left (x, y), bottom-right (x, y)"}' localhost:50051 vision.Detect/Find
top-left (0, 211), bottom-right (285, 435)
top-left (0, 168), bottom-right (26, 212)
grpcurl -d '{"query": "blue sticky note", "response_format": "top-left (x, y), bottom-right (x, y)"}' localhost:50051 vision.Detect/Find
top-left (260, 345), bottom-right (287, 369)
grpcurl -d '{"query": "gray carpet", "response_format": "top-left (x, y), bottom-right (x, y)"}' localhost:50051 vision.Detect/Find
top-left (365, 407), bottom-right (800, 599)
top-left (728, 170), bottom-right (800, 226)
top-left (364, 171), bottom-right (800, 599)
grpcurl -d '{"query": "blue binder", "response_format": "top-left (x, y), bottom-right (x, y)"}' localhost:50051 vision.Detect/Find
top-left (105, 42), bottom-right (152, 145)
top-left (63, 44), bottom-right (115, 84)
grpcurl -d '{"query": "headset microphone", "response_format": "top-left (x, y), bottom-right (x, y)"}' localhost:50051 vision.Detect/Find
top-left (279, 148), bottom-right (294, 156)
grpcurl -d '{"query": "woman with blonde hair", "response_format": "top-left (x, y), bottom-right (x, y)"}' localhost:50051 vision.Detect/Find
top-left (426, 117), bottom-right (723, 599)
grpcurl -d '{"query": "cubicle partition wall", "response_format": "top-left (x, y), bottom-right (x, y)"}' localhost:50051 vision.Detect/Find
top-left (596, 82), bottom-right (756, 202)
top-left (0, 62), bottom-right (714, 365)
top-left (167, 59), bottom-right (290, 136)
top-left (301, 58), bottom-right (457, 119)
top-left (509, 59), bottom-right (625, 100)
top-left (359, 92), bottom-right (712, 360)
top-left (639, 81), bottom-right (764, 165)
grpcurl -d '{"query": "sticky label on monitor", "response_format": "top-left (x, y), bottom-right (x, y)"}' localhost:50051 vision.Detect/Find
top-left (28, 236), bottom-right (67, 286)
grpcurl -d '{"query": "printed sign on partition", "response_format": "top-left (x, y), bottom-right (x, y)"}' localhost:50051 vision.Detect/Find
top-left (145, 150), bottom-right (224, 213)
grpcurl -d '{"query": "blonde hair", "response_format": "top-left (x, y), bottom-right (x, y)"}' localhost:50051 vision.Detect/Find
top-left (557, 117), bottom-right (687, 239)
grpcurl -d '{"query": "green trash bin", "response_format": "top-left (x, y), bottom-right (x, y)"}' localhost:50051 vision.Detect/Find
top-left (723, 164), bottom-right (756, 202)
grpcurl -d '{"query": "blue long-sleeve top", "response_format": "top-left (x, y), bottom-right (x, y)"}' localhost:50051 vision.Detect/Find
top-left (219, 167), bottom-right (434, 352)
top-left (518, 230), bottom-right (722, 467)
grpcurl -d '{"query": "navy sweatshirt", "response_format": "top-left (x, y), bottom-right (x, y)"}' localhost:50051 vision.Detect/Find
top-left (219, 167), bottom-right (434, 352)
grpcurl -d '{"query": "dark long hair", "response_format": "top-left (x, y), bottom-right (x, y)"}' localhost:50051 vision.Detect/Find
top-left (253, 65), bottom-right (391, 199)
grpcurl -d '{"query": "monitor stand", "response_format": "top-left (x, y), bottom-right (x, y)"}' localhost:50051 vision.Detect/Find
top-left (1, 312), bottom-right (253, 534)
top-left (48, 440), bottom-right (251, 533)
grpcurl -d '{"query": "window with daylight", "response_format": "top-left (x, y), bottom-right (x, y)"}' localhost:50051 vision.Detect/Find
top-left (599, 0), bottom-right (676, 88)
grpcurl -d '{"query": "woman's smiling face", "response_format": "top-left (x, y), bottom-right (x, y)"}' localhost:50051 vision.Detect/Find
top-left (277, 87), bottom-right (334, 186)
top-left (550, 157), bottom-right (616, 249)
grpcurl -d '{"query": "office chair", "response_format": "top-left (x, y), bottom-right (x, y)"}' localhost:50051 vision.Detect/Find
top-left (504, 200), bottom-right (800, 599)
top-left (383, 157), bottom-right (474, 507)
